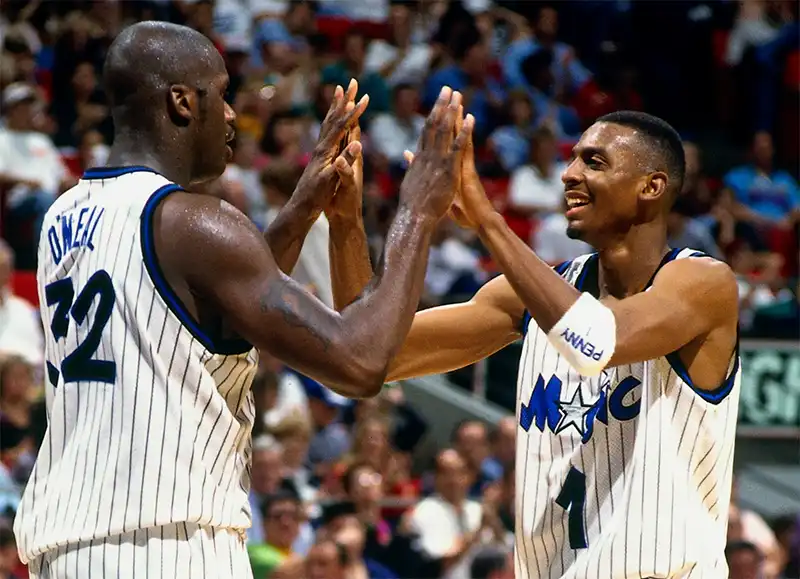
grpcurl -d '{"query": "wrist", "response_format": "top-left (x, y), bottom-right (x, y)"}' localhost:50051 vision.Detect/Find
top-left (477, 210), bottom-right (506, 239)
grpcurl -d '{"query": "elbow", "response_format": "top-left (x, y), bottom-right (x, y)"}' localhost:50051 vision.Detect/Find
top-left (329, 348), bottom-right (390, 399)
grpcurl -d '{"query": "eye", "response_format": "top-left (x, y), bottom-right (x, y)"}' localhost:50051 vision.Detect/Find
top-left (585, 156), bottom-right (605, 169)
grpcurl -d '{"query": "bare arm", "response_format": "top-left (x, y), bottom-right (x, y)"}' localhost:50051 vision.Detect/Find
top-left (265, 80), bottom-right (367, 274)
top-left (159, 88), bottom-right (473, 397)
top-left (386, 275), bottom-right (524, 381)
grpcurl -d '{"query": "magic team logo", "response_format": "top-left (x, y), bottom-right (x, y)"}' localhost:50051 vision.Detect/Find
top-left (519, 373), bottom-right (642, 443)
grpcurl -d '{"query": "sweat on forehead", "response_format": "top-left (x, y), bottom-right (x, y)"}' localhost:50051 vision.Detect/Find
top-left (103, 21), bottom-right (220, 103)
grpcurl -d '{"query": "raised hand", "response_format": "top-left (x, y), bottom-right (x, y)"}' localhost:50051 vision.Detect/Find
top-left (399, 87), bottom-right (474, 222)
top-left (327, 120), bottom-right (363, 222)
top-left (294, 78), bottom-right (368, 210)
top-left (448, 110), bottom-right (495, 231)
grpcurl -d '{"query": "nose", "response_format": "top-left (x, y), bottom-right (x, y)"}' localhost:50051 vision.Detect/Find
top-left (561, 158), bottom-right (582, 188)
top-left (224, 100), bottom-right (236, 124)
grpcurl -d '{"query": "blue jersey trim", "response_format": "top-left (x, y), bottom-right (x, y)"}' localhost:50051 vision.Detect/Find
top-left (657, 248), bottom-right (738, 404)
top-left (665, 336), bottom-right (740, 405)
top-left (140, 184), bottom-right (253, 355)
top-left (83, 166), bottom-right (162, 180)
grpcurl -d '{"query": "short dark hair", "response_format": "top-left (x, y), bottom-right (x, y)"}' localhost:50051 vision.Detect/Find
top-left (725, 540), bottom-right (762, 561)
top-left (595, 110), bottom-right (686, 198)
top-left (470, 545), bottom-right (510, 579)
top-left (260, 488), bottom-right (300, 518)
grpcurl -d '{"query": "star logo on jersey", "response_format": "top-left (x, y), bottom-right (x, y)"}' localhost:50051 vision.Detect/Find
top-left (554, 385), bottom-right (595, 436)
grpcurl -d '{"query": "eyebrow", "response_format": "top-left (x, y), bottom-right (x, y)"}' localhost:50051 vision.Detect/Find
top-left (571, 145), bottom-right (607, 159)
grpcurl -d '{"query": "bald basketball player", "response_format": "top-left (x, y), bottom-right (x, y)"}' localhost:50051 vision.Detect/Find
top-left (14, 21), bottom-right (473, 578)
top-left (328, 111), bottom-right (741, 578)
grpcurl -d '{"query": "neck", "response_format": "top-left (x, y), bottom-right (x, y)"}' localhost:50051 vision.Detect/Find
top-left (596, 224), bottom-right (670, 298)
top-left (358, 503), bottom-right (380, 524)
top-left (106, 129), bottom-right (193, 187)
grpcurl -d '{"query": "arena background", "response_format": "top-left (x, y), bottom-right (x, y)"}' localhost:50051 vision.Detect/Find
top-left (0, 1), bottom-right (798, 578)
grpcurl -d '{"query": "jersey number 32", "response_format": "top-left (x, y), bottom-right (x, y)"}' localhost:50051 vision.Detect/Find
top-left (44, 270), bottom-right (117, 386)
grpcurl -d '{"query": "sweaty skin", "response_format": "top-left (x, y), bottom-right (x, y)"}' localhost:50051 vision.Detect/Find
top-left (327, 117), bottom-right (739, 391)
top-left (102, 21), bottom-right (475, 397)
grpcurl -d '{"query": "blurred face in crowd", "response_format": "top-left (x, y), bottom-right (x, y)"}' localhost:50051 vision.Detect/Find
top-left (306, 541), bottom-right (346, 579)
top-left (435, 449), bottom-right (470, 504)
top-left (348, 464), bottom-right (383, 507)
top-left (462, 42), bottom-right (488, 78)
top-left (455, 421), bottom-right (489, 472)
top-left (280, 430), bottom-right (310, 471)
top-left (355, 418), bottom-right (389, 468)
top-left (531, 132), bottom-right (558, 169)
top-left (251, 447), bottom-right (283, 495)
top-left (5, 98), bottom-right (37, 132)
top-left (727, 547), bottom-right (762, 579)
top-left (494, 416), bottom-right (517, 467)
top-left (285, 1), bottom-right (314, 34)
top-left (274, 116), bottom-right (304, 150)
top-left (233, 134), bottom-right (258, 167)
top-left (0, 242), bottom-right (12, 291)
top-left (752, 131), bottom-right (774, 171)
top-left (263, 497), bottom-right (301, 550)
top-left (335, 518), bottom-right (366, 562)
top-left (535, 7), bottom-right (559, 44)
top-left (0, 358), bottom-right (34, 404)
top-left (389, 3), bottom-right (412, 45)
top-left (394, 86), bottom-right (419, 119)
top-left (343, 33), bottom-right (366, 69)
top-left (509, 94), bottom-right (533, 127)
top-left (72, 62), bottom-right (97, 98)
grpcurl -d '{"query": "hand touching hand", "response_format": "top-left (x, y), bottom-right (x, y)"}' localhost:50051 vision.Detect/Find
top-left (326, 120), bottom-right (363, 223)
top-left (398, 86), bottom-right (474, 222)
top-left (293, 78), bottom-right (367, 211)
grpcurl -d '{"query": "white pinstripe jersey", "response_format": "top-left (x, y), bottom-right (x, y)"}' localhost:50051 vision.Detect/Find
top-left (515, 249), bottom-right (741, 579)
top-left (14, 167), bottom-right (259, 563)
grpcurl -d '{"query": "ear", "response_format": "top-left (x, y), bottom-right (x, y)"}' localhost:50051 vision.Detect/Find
top-left (168, 84), bottom-right (196, 125)
top-left (641, 171), bottom-right (668, 202)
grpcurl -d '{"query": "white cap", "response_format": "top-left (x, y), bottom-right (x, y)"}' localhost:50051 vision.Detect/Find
top-left (2, 82), bottom-right (37, 110)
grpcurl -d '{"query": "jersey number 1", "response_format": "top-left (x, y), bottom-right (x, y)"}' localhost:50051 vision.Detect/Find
top-left (45, 271), bottom-right (117, 385)
top-left (556, 466), bottom-right (588, 549)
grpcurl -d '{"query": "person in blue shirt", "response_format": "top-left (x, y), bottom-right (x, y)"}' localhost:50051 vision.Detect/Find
top-left (724, 131), bottom-right (800, 230)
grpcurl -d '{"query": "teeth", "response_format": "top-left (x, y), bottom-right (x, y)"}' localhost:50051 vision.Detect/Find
top-left (566, 199), bottom-right (589, 208)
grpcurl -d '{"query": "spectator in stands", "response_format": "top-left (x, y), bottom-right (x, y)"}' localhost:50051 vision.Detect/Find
top-left (424, 27), bottom-right (504, 138)
top-left (533, 197), bottom-right (594, 265)
top-left (364, 0), bottom-right (432, 87)
top-left (248, 489), bottom-right (306, 579)
top-left (261, 109), bottom-right (311, 167)
top-left (333, 515), bottom-right (398, 579)
top-left (424, 219), bottom-right (485, 305)
top-left (470, 544), bottom-right (514, 579)
top-left (368, 83), bottom-right (424, 171)
top-left (486, 416), bottom-right (516, 475)
top-left (222, 134), bottom-right (268, 229)
top-left (305, 538), bottom-right (348, 579)
top-left (258, 352), bottom-right (310, 430)
top-left (508, 125), bottom-right (566, 218)
top-left (0, 240), bottom-right (43, 366)
top-left (270, 410), bottom-right (316, 507)
top-left (248, 435), bottom-right (286, 544)
top-left (50, 60), bottom-right (112, 148)
top-left (321, 29), bottom-right (390, 117)
top-left (772, 514), bottom-right (800, 578)
top-left (451, 419), bottom-right (501, 498)
top-left (77, 128), bottom-right (109, 173)
top-left (0, 83), bottom-right (71, 265)
top-left (728, 475), bottom-right (784, 578)
top-left (303, 376), bottom-right (352, 471)
top-left (488, 89), bottom-right (536, 173)
top-left (0, 525), bottom-right (25, 579)
top-left (262, 161), bottom-right (333, 306)
top-left (726, 540), bottom-right (763, 579)
top-left (725, 131), bottom-right (800, 234)
top-left (343, 462), bottom-right (392, 550)
top-left (404, 448), bottom-right (493, 579)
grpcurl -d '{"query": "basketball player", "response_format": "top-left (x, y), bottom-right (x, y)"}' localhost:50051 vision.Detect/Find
top-left (13, 21), bottom-right (473, 578)
top-left (328, 111), bottom-right (741, 578)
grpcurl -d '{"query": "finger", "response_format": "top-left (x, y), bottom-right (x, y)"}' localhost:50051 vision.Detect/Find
top-left (334, 155), bottom-right (354, 177)
top-left (451, 113), bottom-right (475, 165)
top-left (345, 78), bottom-right (358, 104)
top-left (454, 104), bottom-right (464, 140)
top-left (403, 150), bottom-right (415, 165)
top-left (434, 90), bottom-right (462, 153)
top-left (342, 140), bottom-right (362, 167)
top-left (422, 86), bottom-right (452, 151)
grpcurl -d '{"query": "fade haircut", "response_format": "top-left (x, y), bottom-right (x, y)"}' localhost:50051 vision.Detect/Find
top-left (596, 110), bottom-right (686, 199)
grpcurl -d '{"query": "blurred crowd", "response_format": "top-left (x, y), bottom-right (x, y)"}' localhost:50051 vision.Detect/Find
top-left (0, 0), bottom-right (799, 578)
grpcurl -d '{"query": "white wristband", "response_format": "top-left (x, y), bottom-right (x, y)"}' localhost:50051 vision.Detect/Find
top-left (547, 292), bottom-right (616, 377)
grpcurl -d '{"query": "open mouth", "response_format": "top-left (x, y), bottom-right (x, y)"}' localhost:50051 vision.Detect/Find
top-left (565, 191), bottom-right (591, 215)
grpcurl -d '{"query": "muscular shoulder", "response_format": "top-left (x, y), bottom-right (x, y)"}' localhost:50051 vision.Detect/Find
top-left (653, 256), bottom-right (738, 321)
top-left (153, 191), bottom-right (269, 285)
